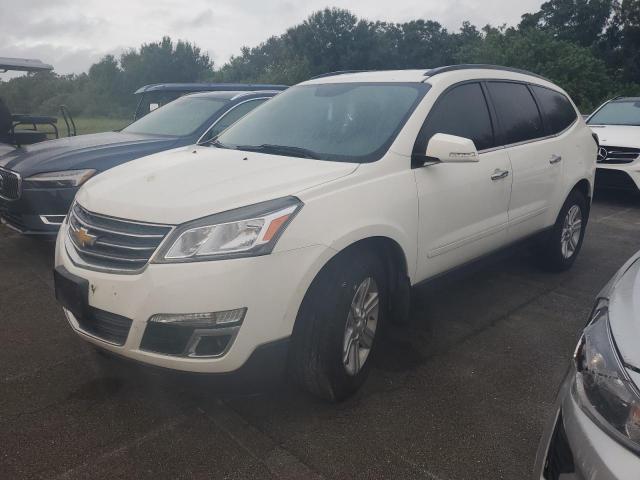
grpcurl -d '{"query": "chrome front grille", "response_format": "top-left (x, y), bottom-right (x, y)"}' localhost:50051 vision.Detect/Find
top-left (597, 146), bottom-right (640, 164)
top-left (0, 168), bottom-right (21, 201)
top-left (67, 203), bottom-right (172, 272)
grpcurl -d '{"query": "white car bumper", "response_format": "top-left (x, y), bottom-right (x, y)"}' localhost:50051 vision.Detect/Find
top-left (54, 224), bottom-right (334, 373)
top-left (534, 369), bottom-right (640, 479)
top-left (596, 162), bottom-right (640, 192)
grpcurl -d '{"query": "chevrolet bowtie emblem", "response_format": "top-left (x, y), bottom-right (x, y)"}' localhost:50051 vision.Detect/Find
top-left (73, 226), bottom-right (97, 248)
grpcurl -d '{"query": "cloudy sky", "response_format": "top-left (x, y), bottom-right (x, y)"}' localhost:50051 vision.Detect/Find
top-left (0, 0), bottom-right (544, 75)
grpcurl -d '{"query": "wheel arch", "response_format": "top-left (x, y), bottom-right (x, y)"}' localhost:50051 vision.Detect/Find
top-left (569, 177), bottom-right (593, 218)
top-left (572, 178), bottom-right (592, 203)
top-left (291, 234), bottom-right (413, 333)
top-left (335, 236), bottom-right (410, 279)
top-left (551, 177), bottom-right (593, 223)
top-left (326, 224), bottom-right (415, 280)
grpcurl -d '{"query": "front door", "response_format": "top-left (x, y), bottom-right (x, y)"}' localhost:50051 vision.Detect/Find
top-left (413, 82), bottom-right (512, 281)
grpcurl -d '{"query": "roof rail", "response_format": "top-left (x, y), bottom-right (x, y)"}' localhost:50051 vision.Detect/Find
top-left (424, 64), bottom-right (552, 83)
top-left (229, 90), bottom-right (281, 100)
top-left (133, 83), bottom-right (288, 95)
top-left (0, 57), bottom-right (54, 73)
top-left (309, 70), bottom-right (370, 80)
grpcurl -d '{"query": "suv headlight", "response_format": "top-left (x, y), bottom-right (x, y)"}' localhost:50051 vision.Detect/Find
top-left (153, 196), bottom-right (303, 263)
top-left (573, 298), bottom-right (640, 452)
top-left (24, 169), bottom-right (96, 188)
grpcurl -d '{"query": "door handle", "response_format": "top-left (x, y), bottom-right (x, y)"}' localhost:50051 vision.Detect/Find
top-left (550, 154), bottom-right (562, 164)
top-left (491, 169), bottom-right (509, 181)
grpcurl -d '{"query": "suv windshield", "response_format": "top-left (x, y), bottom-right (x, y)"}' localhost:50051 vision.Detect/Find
top-left (216, 83), bottom-right (429, 162)
top-left (588, 100), bottom-right (640, 126)
top-left (123, 96), bottom-right (228, 136)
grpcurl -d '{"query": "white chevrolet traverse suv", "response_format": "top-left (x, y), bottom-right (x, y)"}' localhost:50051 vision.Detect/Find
top-left (587, 96), bottom-right (640, 194)
top-left (54, 66), bottom-right (597, 401)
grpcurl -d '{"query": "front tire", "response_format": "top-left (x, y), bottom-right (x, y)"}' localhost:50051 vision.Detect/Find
top-left (537, 190), bottom-right (588, 272)
top-left (288, 248), bottom-right (386, 401)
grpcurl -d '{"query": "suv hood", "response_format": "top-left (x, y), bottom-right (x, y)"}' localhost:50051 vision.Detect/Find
top-left (588, 124), bottom-right (640, 148)
top-left (76, 145), bottom-right (359, 224)
top-left (0, 132), bottom-right (180, 176)
top-left (608, 252), bottom-right (640, 371)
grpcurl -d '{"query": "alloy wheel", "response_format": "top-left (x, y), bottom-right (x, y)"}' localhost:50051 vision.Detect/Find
top-left (561, 204), bottom-right (582, 259)
top-left (343, 277), bottom-right (379, 376)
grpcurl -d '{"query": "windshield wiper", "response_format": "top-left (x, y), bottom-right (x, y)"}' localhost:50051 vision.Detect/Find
top-left (200, 138), bottom-right (233, 149)
top-left (235, 144), bottom-right (320, 159)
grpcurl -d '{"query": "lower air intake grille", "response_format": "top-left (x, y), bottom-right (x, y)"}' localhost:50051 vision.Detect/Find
top-left (543, 413), bottom-right (576, 480)
top-left (595, 169), bottom-right (639, 191)
top-left (0, 203), bottom-right (26, 231)
top-left (67, 203), bottom-right (172, 272)
top-left (76, 307), bottom-right (133, 345)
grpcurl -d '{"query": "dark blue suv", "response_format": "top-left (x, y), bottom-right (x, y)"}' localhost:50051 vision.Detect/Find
top-left (0, 89), bottom-right (283, 235)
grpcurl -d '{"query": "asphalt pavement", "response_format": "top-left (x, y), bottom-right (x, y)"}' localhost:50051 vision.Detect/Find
top-left (1, 190), bottom-right (639, 480)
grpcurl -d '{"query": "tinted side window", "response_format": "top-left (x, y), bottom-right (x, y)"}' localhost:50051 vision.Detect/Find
top-left (203, 99), bottom-right (267, 141)
top-left (531, 86), bottom-right (577, 134)
top-left (487, 82), bottom-right (544, 145)
top-left (416, 82), bottom-right (494, 152)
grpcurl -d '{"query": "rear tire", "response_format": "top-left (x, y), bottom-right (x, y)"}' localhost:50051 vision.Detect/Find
top-left (288, 248), bottom-right (386, 402)
top-left (536, 190), bottom-right (588, 272)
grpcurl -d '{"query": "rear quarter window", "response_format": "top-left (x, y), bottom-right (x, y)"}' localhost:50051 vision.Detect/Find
top-left (531, 85), bottom-right (577, 134)
top-left (487, 82), bottom-right (544, 145)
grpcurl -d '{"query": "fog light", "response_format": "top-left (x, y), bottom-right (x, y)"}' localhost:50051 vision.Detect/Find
top-left (149, 308), bottom-right (246, 328)
top-left (193, 334), bottom-right (232, 357)
top-left (40, 215), bottom-right (66, 225)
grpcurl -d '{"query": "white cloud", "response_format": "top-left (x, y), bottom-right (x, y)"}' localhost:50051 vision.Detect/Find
top-left (0, 0), bottom-right (544, 75)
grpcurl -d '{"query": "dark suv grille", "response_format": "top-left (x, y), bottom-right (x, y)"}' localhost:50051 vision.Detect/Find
top-left (597, 146), bottom-right (640, 164)
top-left (68, 203), bottom-right (172, 272)
top-left (0, 168), bottom-right (21, 200)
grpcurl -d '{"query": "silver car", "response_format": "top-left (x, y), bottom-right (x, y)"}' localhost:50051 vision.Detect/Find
top-left (535, 251), bottom-right (640, 479)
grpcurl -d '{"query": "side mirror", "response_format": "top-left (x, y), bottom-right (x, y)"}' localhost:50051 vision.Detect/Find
top-left (425, 133), bottom-right (479, 164)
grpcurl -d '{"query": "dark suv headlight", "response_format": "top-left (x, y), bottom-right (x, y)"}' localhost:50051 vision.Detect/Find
top-left (24, 169), bottom-right (96, 188)
top-left (573, 298), bottom-right (640, 452)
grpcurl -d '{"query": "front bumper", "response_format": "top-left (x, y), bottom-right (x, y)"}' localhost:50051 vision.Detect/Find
top-left (534, 369), bottom-right (640, 480)
top-left (0, 186), bottom-right (77, 234)
top-left (595, 164), bottom-right (640, 193)
top-left (54, 224), bottom-right (334, 374)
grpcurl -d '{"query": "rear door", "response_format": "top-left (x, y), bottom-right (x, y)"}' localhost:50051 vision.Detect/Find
top-left (414, 82), bottom-right (512, 280)
top-left (486, 81), bottom-right (564, 240)
top-left (530, 84), bottom-right (580, 205)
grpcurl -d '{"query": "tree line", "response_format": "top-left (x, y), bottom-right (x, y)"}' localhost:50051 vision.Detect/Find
top-left (0, 37), bottom-right (213, 119)
top-left (2, 0), bottom-right (639, 118)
